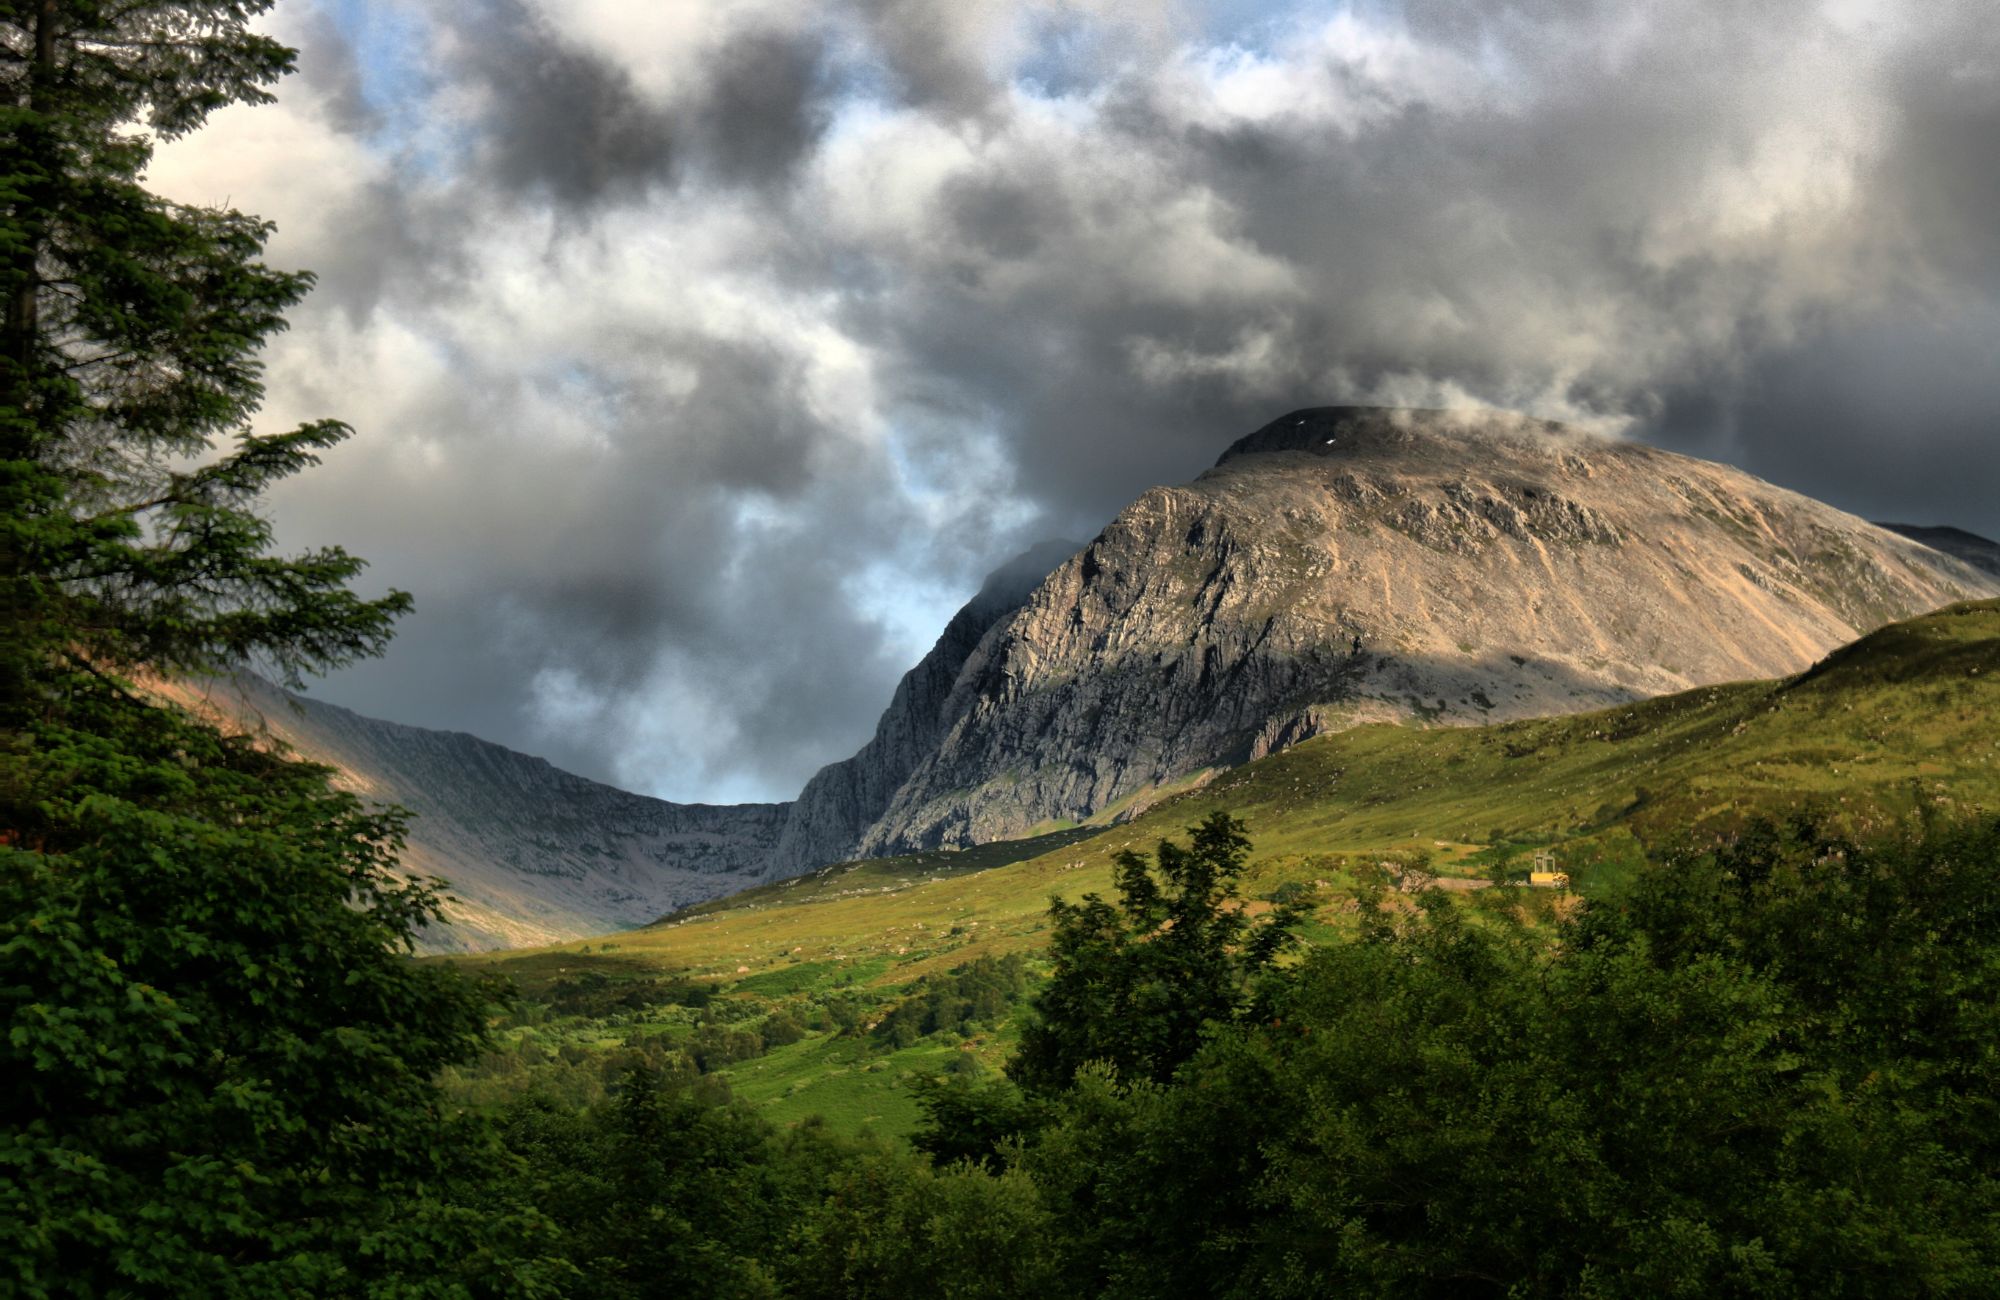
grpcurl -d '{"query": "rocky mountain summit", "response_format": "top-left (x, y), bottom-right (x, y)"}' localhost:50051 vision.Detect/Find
top-left (153, 675), bottom-right (787, 953)
top-left (780, 407), bottom-right (1999, 861)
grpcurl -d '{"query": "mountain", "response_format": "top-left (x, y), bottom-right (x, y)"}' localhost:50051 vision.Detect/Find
top-left (1877, 523), bottom-right (2000, 578)
top-left (152, 406), bottom-right (2000, 951)
top-left (146, 540), bottom-right (1084, 953)
top-left (151, 675), bottom-right (788, 953)
top-left (784, 407), bottom-right (1998, 861)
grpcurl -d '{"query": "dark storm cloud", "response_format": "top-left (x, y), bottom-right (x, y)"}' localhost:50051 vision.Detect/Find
top-left (287, 7), bottom-right (377, 137)
top-left (205, 0), bottom-right (2000, 804)
top-left (819, 0), bottom-right (2000, 544)
top-left (854, 0), bottom-right (1004, 118)
top-left (433, 1), bottom-right (836, 208)
top-left (697, 27), bottom-right (834, 185)
top-left (272, 313), bottom-right (950, 798)
top-left (448, 0), bottom-right (678, 207)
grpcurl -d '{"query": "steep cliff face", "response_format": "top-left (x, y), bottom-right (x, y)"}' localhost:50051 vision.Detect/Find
top-left (837, 407), bottom-right (1999, 855)
top-left (768, 540), bottom-right (1080, 875)
top-left (154, 675), bottom-right (789, 953)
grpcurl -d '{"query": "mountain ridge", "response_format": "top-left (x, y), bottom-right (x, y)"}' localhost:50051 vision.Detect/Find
top-left (155, 406), bottom-right (2000, 951)
top-left (1876, 522), bottom-right (2000, 578)
top-left (152, 674), bottom-right (789, 953)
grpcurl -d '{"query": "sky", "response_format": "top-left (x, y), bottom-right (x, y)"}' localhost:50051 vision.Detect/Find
top-left (143, 0), bottom-right (2000, 806)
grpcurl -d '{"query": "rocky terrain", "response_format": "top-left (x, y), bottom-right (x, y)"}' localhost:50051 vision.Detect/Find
top-left (766, 541), bottom-right (1079, 875)
top-left (778, 407), bottom-right (1999, 861)
top-left (153, 675), bottom-right (788, 953)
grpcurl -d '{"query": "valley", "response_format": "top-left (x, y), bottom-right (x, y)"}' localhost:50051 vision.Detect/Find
top-left (449, 598), bottom-right (2000, 1137)
top-left (21, 5), bottom-right (2000, 1287)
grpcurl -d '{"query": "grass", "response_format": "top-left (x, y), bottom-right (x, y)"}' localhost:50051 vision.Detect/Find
top-left (454, 599), bottom-right (2000, 1136)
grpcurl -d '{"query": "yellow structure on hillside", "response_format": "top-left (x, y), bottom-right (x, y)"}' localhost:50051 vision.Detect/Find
top-left (1528, 849), bottom-right (1569, 889)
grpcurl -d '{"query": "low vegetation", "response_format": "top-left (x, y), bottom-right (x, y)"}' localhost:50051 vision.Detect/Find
top-left (453, 600), bottom-right (2000, 1138)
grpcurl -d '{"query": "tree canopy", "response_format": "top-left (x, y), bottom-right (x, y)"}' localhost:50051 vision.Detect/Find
top-left (1, 0), bottom-right (407, 718)
top-left (1009, 811), bottom-right (1304, 1094)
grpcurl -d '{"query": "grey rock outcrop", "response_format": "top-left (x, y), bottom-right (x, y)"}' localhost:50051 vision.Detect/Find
top-left (768, 539), bottom-right (1080, 875)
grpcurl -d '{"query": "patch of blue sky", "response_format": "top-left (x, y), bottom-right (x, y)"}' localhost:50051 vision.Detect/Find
top-left (883, 417), bottom-right (1035, 536)
top-left (1189, 0), bottom-right (1418, 59)
top-left (849, 419), bottom-right (1042, 664)
top-left (1011, 8), bottom-right (1123, 101)
top-left (843, 556), bottom-right (969, 672)
top-left (1192, 0), bottom-right (1325, 46)
top-left (1006, 2), bottom-right (1402, 109)
top-left (1011, 0), bottom-right (1305, 94)
top-left (319, 0), bottom-right (465, 175)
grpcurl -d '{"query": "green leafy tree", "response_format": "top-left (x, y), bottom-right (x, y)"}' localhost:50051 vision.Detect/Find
top-left (908, 1072), bottom-right (1049, 1172)
top-left (0, 4), bottom-right (551, 1293)
top-left (1020, 815), bottom-right (2000, 1298)
top-left (1009, 811), bottom-right (1303, 1094)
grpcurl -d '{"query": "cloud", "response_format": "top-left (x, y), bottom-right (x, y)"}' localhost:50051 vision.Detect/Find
top-left (142, 0), bottom-right (2000, 803)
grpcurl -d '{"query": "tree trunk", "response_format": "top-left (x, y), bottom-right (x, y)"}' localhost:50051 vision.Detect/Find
top-left (4, 1), bottom-right (58, 445)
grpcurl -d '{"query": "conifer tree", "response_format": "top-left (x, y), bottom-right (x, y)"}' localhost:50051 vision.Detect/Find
top-left (1, 0), bottom-right (408, 712)
top-left (0, 6), bottom-right (549, 1292)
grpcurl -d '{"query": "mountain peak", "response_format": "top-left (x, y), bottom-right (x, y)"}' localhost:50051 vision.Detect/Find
top-left (1214, 405), bottom-right (1589, 467)
top-left (818, 406), bottom-right (1999, 858)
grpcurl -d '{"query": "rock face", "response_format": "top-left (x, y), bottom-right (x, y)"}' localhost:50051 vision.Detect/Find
top-left (815, 407), bottom-right (1999, 857)
top-left (153, 675), bottom-right (788, 953)
top-left (768, 540), bottom-right (1080, 875)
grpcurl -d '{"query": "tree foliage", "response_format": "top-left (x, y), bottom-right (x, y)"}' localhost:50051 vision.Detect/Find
top-left (1009, 811), bottom-right (1303, 1093)
top-left (1, 0), bottom-right (408, 715)
top-left (1018, 814), bottom-right (2000, 1298)
top-left (1, 685), bottom-right (561, 1294)
top-left (492, 1067), bottom-right (1061, 1300)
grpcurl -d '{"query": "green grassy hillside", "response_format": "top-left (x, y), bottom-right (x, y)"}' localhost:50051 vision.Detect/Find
top-left (450, 600), bottom-right (2000, 1135)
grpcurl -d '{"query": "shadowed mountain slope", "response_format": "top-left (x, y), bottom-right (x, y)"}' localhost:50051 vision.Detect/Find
top-left (1877, 523), bottom-right (2000, 578)
top-left (155, 408), bottom-right (2000, 951)
top-left (153, 675), bottom-right (788, 953)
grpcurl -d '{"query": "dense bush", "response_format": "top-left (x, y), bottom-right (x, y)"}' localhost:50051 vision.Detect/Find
top-left (544, 972), bottom-right (713, 1018)
top-left (482, 811), bottom-right (2000, 1298)
top-left (872, 954), bottom-right (1029, 1048)
top-left (495, 1067), bottom-right (1060, 1300)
